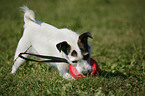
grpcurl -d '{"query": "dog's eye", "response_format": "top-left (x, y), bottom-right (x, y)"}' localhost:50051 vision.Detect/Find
top-left (72, 60), bottom-right (78, 63)
top-left (71, 50), bottom-right (77, 57)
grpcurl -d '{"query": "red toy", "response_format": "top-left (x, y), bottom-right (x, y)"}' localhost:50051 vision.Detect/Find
top-left (69, 58), bottom-right (99, 79)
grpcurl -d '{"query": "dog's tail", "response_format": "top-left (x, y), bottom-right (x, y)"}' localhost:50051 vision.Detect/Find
top-left (20, 6), bottom-right (36, 23)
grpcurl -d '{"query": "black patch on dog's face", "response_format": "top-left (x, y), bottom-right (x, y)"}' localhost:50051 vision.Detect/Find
top-left (56, 41), bottom-right (71, 55)
top-left (78, 32), bottom-right (93, 60)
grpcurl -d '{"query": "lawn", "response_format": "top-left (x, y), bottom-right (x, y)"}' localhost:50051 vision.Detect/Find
top-left (0, 0), bottom-right (145, 95)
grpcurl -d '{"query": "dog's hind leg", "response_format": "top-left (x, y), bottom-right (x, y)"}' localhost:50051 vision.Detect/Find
top-left (11, 37), bottom-right (31, 73)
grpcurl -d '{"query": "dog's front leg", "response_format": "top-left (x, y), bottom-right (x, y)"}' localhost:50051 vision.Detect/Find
top-left (56, 64), bottom-right (75, 80)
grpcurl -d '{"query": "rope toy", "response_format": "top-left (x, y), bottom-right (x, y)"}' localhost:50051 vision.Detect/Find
top-left (19, 53), bottom-right (99, 79)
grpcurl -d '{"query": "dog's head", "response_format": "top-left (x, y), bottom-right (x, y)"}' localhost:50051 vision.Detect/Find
top-left (56, 32), bottom-right (93, 75)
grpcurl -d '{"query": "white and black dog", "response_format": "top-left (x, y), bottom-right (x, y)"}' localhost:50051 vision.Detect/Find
top-left (11, 6), bottom-right (93, 80)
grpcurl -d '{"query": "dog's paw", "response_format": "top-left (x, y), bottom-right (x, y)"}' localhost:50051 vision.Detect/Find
top-left (63, 73), bottom-right (75, 80)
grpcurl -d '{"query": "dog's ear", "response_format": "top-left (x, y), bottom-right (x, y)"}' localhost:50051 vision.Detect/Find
top-left (56, 41), bottom-right (71, 55)
top-left (78, 32), bottom-right (93, 59)
top-left (79, 32), bottom-right (93, 40)
top-left (78, 32), bottom-right (93, 51)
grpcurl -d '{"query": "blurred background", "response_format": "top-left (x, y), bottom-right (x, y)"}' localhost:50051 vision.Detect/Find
top-left (0, 0), bottom-right (145, 95)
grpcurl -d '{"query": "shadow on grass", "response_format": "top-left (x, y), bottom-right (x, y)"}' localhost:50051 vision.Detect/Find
top-left (99, 70), bottom-right (127, 79)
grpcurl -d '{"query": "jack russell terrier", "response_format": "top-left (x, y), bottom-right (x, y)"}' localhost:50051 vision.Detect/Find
top-left (11, 6), bottom-right (93, 80)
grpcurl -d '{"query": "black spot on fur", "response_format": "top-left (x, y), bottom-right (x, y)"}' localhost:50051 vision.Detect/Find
top-left (56, 41), bottom-right (71, 55)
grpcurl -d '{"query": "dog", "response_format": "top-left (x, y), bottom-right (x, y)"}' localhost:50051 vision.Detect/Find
top-left (11, 6), bottom-right (93, 80)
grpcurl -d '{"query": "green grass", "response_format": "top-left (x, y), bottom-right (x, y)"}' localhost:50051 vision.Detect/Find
top-left (0, 0), bottom-right (145, 95)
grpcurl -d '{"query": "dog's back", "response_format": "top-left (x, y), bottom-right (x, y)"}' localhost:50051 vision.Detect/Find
top-left (20, 6), bottom-right (79, 56)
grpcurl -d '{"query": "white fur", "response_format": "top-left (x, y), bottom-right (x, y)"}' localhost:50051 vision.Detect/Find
top-left (11, 6), bottom-right (92, 80)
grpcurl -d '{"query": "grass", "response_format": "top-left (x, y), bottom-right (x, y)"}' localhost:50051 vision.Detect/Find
top-left (0, 0), bottom-right (145, 95)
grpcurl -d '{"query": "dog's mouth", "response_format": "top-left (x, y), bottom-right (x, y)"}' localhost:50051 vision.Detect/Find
top-left (82, 71), bottom-right (91, 76)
